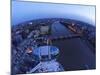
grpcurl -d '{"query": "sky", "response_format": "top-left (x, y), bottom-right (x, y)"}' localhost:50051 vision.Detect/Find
top-left (12, 1), bottom-right (95, 26)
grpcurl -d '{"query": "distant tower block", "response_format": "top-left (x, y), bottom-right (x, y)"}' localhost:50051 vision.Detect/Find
top-left (28, 46), bottom-right (64, 73)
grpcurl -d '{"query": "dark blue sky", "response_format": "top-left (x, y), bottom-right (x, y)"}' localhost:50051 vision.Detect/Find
top-left (12, 1), bottom-right (95, 26)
